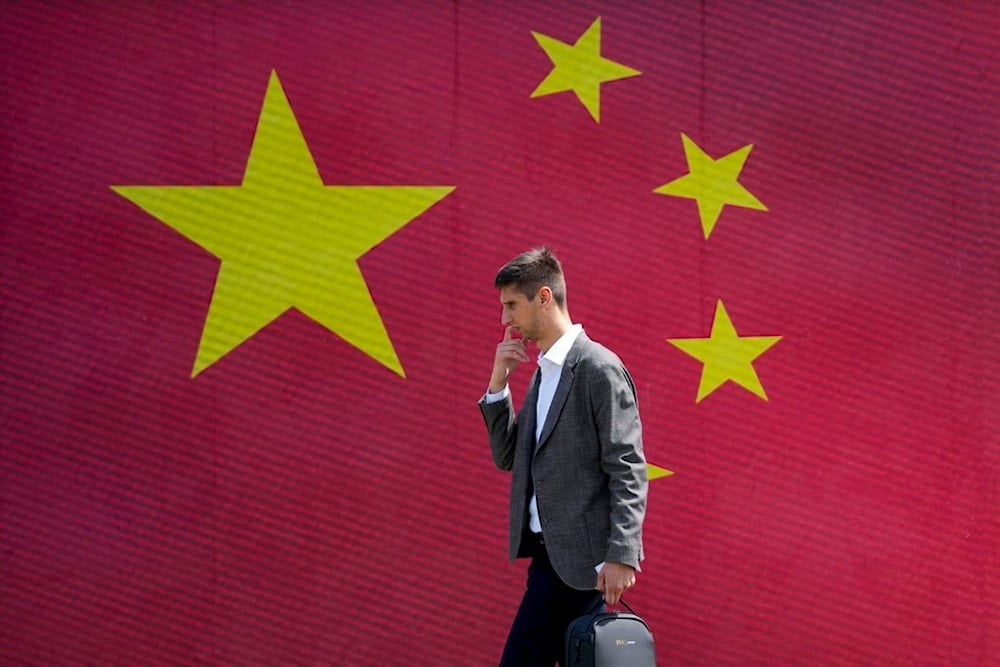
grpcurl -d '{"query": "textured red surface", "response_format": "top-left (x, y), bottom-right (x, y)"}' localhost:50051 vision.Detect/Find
top-left (2, 2), bottom-right (997, 664)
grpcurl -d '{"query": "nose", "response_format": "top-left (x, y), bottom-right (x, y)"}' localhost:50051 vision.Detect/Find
top-left (501, 307), bottom-right (512, 326)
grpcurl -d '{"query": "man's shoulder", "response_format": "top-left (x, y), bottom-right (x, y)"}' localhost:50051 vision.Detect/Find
top-left (571, 333), bottom-right (625, 368)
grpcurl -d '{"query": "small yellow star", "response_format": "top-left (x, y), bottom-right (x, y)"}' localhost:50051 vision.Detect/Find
top-left (530, 17), bottom-right (641, 122)
top-left (113, 71), bottom-right (454, 377)
top-left (654, 133), bottom-right (767, 239)
top-left (647, 464), bottom-right (674, 481)
top-left (668, 300), bottom-right (781, 402)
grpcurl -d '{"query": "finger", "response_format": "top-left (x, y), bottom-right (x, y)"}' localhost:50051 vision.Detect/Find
top-left (601, 580), bottom-right (613, 604)
top-left (503, 326), bottom-right (514, 342)
top-left (497, 343), bottom-right (527, 362)
top-left (502, 340), bottom-right (528, 362)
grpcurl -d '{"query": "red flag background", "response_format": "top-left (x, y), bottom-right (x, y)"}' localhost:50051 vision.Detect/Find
top-left (2, 2), bottom-right (997, 664)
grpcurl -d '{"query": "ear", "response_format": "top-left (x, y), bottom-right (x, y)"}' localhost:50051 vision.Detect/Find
top-left (538, 286), bottom-right (553, 307)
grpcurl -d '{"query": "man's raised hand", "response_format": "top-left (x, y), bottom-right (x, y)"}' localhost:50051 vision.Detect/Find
top-left (489, 326), bottom-right (529, 393)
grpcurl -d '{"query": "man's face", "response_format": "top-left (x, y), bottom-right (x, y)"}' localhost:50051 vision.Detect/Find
top-left (499, 285), bottom-right (542, 342)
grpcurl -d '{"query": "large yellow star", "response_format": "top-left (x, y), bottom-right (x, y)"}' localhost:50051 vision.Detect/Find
top-left (668, 300), bottom-right (781, 402)
top-left (113, 71), bottom-right (454, 377)
top-left (530, 17), bottom-right (641, 122)
top-left (654, 133), bottom-right (767, 239)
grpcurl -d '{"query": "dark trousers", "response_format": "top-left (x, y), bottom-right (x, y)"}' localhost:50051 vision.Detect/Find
top-left (498, 535), bottom-right (603, 667)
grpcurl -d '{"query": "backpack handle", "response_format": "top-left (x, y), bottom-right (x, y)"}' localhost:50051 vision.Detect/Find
top-left (616, 597), bottom-right (638, 615)
top-left (587, 595), bottom-right (639, 615)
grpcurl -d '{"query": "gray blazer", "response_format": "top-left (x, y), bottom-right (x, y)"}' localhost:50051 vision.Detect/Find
top-left (479, 332), bottom-right (648, 590)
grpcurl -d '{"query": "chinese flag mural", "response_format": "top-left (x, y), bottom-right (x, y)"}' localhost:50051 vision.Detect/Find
top-left (2, 2), bottom-right (997, 664)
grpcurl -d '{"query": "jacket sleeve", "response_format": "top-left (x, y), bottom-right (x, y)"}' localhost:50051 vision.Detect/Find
top-left (591, 363), bottom-right (648, 569)
top-left (478, 393), bottom-right (517, 471)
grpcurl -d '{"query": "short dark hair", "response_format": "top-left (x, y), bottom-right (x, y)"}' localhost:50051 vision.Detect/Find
top-left (494, 246), bottom-right (567, 308)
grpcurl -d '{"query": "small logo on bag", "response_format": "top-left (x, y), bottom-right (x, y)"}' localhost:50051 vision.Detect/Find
top-left (615, 639), bottom-right (638, 647)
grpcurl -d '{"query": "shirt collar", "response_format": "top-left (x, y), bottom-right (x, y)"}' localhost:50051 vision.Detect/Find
top-left (538, 324), bottom-right (583, 368)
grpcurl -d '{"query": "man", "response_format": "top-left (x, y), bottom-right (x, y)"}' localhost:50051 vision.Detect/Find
top-left (478, 247), bottom-right (648, 667)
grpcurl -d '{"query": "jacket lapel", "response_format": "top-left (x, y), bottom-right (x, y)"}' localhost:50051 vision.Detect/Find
top-left (536, 334), bottom-right (586, 449)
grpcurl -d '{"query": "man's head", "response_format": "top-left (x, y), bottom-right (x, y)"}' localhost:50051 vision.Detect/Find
top-left (494, 247), bottom-right (569, 347)
top-left (493, 246), bottom-right (567, 309)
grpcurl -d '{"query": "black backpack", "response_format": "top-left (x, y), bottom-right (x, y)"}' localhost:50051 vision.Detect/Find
top-left (564, 598), bottom-right (656, 666)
